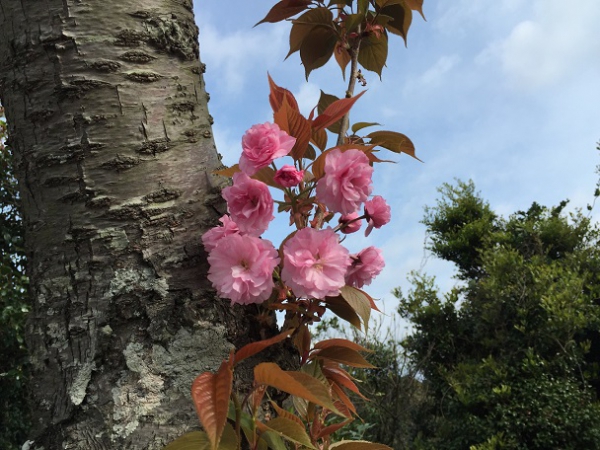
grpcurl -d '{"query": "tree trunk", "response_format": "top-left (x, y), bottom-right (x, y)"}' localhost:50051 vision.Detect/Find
top-left (0, 1), bottom-right (266, 448)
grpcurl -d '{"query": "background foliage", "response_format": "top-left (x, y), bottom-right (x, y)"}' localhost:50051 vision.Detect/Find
top-left (0, 106), bottom-right (30, 449)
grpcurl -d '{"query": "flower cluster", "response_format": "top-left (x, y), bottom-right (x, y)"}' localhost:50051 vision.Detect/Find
top-left (203, 122), bottom-right (390, 306)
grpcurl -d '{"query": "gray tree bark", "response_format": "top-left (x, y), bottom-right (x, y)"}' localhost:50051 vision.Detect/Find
top-left (0, 1), bottom-right (269, 448)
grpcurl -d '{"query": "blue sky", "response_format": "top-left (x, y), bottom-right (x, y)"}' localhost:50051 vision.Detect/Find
top-left (196, 1), bottom-right (600, 330)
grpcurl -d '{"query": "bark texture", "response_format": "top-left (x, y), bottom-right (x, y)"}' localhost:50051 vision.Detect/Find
top-left (0, 1), bottom-right (265, 448)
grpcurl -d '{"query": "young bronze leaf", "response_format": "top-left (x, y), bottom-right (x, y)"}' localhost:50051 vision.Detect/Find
top-left (214, 164), bottom-right (240, 177)
top-left (233, 329), bottom-right (293, 365)
top-left (254, 362), bottom-right (342, 414)
top-left (268, 74), bottom-right (300, 113)
top-left (322, 365), bottom-right (367, 399)
top-left (351, 122), bottom-right (380, 133)
top-left (288, 8), bottom-right (334, 58)
top-left (357, 31), bottom-right (388, 77)
top-left (304, 144), bottom-right (318, 161)
top-left (331, 383), bottom-right (357, 415)
top-left (191, 361), bottom-right (233, 450)
top-left (340, 286), bottom-right (372, 330)
top-left (334, 42), bottom-right (352, 78)
top-left (313, 91), bottom-right (366, 132)
top-left (310, 147), bottom-right (334, 180)
top-left (288, 108), bottom-right (312, 161)
top-left (256, 0), bottom-right (312, 26)
top-left (313, 346), bottom-right (375, 368)
top-left (313, 338), bottom-right (371, 353)
top-left (259, 417), bottom-right (316, 449)
top-left (380, 3), bottom-right (412, 44)
top-left (404, 0), bottom-right (426, 19)
top-left (329, 440), bottom-right (393, 450)
top-left (367, 130), bottom-right (420, 160)
top-left (163, 431), bottom-right (211, 450)
top-left (315, 419), bottom-right (354, 440)
top-left (270, 401), bottom-right (305, 427)
top-left (219, 423), bottom-right (239, 450)
top-left (311, 127), bottom-right (328, 152)
top-left (300, 25), bottom-right (338, 80)
top-left (324, 294), bottom-right (363, 329)
top-left (316, 90), bottom-right (341, 133)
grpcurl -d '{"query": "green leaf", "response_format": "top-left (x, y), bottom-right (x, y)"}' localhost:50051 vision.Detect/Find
top-left (351, 122), bottom-right (380, 133)
top-left (367, 130), bottom-right (421, 160)
top-left (287, 8), bottom-right (334, 59)
top-left (300, 25), bottom-right (338, 80)
top-left (358, 31), bottom-right (388, 77)
top-left (163, 431), bottom-right (210, 450)
top-left (260, 431), bottom-right (288, 450)
top-left (316, 91), bottom-right (341, 133)
top-left (340, 286), bottom-right (372, 330)
top-left (357, 0), bottom-right (370, 14)
top-left (259, 417), bottom-right (316, 449)
top-left (380, 3), bottom-right (412, 44)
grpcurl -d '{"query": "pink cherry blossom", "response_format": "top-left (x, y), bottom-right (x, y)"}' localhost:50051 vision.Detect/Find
top-left (201, 215), bottom-right (241, 252)
top-left (239, 122), bottom-right (296, 176)
top-left (222, 172), bottom-right (274, 236)
top-left (345, 246), bottom-right (385, 289)
top-left (281, 227), bottom-right (351, 299)
top-left (274, 165), bottom-right (304, 187)
top-left (338, 212), bottom-right (362, 234)
top-left (364, 195), bottom-right (391, 236)
top-left (315, 149), bottom-right (373, 214)
top-left (207, 234), bottom-right (279, 305)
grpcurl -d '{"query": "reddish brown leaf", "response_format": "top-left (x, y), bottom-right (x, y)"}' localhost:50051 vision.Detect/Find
top-left (191, 361), bottom-right (233, 450)
top-left (213, 164), bottom-right (240, 177)
top-left (334, 42), bottom-right (352, 78)
top-left (256, 0), bottom-right (312, 26)
top-left (322, 365), bottom-right (367, 399)
top-left (253, 166), bottom-right (283, 190)
top-left (340, 286), bottom-right (372, 330)
top-left (311, 127), bottom-right (328, 151)
top-left (268, 74), bottom-right (299, 113)
top-left (312, 91), bottom-right (366, 131)
top-left (270, 401), bottom-right (305, 427)
top-left (316, 90), bottom-right (342, 133)
top-left (254, 363), bottom-right (343, 415)
top-left (313, 338), bottom-right (371, 353)
top-left (312, 346), bottom-right (375, 368)
top-left (330, 441), bottom-right (393, 450)
top-left (315, 420), bottom-right (354, 440)
top-left (257, 417), bottom-right (315, 449)
top-left (233, 329), bottom-right (293, 365)
top-left (331, 383), bottom-right (357, 415)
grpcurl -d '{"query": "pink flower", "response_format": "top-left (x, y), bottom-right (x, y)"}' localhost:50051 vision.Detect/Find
top-left (338, 212), bottom-right (362, 234)
top-left (364, 195), bottom-right (391, 236)
top-left (315, 149), bottom-right (373, 214)
top-left (281, 228), bottom-right (351, 299)
top-left (222, 172), bottom-right (274, 236)
top-left (207, 234), bottom-right (280, 305)
top-left (345, 247), bottom-right (385, 289)
top-left (202, 215), bottom-right (241, 252)
top-left (239, 123), bottom-right (296, 176)
top-left (274, 165), bottom-right (304, 187)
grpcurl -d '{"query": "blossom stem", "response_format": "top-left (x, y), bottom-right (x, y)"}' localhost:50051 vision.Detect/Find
top-left (336, 32), bottom-right (362, 146)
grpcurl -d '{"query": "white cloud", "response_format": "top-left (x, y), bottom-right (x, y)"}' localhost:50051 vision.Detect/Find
top-left (199, 21), bottom-right (288, 96)
top-left (495, 0), bottom-right (600, 89)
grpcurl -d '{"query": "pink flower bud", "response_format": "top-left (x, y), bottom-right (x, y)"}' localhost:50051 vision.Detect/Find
top-left (274, 165), bottom-right (304, 187)
top-left (338, 212), bottom-right (362, 234)
top-left (364, 195), bottom-right (391, 236)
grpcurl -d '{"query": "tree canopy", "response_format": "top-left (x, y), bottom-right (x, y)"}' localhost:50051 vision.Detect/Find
top-left (398, 180), bottom-right (600, 449)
